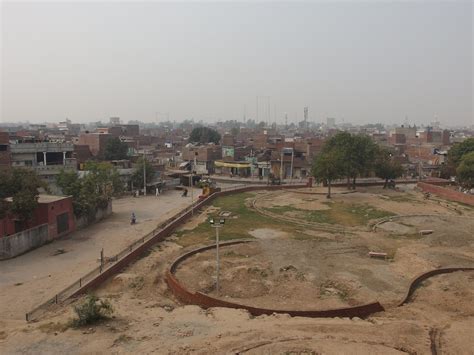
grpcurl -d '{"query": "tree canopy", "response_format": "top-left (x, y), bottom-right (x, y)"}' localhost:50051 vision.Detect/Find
top-left (57, 162), bottom-right (123, 217)
top-left (322, 132), bottom-right (378, 189)
top-left (447, 138), bottom-right (474, 167)
top-left (456, 152), bottom-right (474, 189)
top-left (311, 148), bottom-right (346, 198)
top-left (0, 168), bottom-right (47, 223)
top-left (189, 127), bottom-right (221, 145)
top-left (374, 148), bottom-right (404, 188)
top-left (104, 137), bottom-right (129, 160)
top-left (131, 157), bottom-right (156, 191)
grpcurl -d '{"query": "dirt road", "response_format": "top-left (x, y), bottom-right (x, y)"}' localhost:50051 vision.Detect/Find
top-left (0, 189), bottom-right (198, 321)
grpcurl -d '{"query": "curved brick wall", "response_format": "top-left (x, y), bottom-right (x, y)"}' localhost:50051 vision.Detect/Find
top-left (166, 240), bottom-right (385, 319)
top-left (398, 267), bottom-right (474, 306)
top-left (166, 241), bottom-right (474, 319)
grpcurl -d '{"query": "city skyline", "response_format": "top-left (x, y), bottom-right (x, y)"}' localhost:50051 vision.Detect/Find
top-left (2, 1), bottom-right (473, 125)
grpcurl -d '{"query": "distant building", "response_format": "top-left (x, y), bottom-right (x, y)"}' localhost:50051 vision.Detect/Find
top-left (326, 117), bottom-right (336, 128)
top-left (110, 117), bottom-right (121, 125)
top-left (77, 132), bottom-right (112, 157)
top-left (0, 131), bottom-right (11, 170)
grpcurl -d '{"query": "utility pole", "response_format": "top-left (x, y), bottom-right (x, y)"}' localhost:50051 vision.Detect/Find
top-left (209, 218), bottom-right (225, 295)
top-left (143, 150), bottom-right (147, 196)
top-left (290, 148), bottom-right (294, 184)
top-left (280, 149), bottom-right (284, 183)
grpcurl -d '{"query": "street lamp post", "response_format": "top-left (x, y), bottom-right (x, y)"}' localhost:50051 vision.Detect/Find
top-left (209, 217), bottom-right (225, 295)
top-left (143, 150), bottom-right (147, 196)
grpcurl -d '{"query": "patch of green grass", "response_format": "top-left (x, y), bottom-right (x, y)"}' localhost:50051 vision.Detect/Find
top-left (175, 192), bottom-right (294, 247)
top-left (381, 194), bottom-right (419, 203)
top-left (266, 201), bottom-right (394, 227)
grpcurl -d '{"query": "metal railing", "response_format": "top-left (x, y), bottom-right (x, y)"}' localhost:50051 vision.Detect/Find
top-left (25, 182), bottom-right (309, 321)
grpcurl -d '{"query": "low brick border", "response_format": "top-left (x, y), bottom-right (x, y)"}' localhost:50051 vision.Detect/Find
top-left (165, 240), bottom-right (385, 319)
top-left (166, 241), bottom-right (474, 319)
top-left (398, 267), bottom-right (474, 306)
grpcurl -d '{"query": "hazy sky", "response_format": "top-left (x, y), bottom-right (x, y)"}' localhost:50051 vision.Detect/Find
top-left (1, 1), bottom-right (473, 126)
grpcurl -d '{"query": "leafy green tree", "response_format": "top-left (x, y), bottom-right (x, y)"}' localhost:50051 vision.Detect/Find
top-left (311, 149), bottom-right (345, 198)
top-left (374, 148), bottom-right (404, 188)
top-left (57, 162), bottom-right (122, 217)
top-left (104, 137), bottom-right (129, 160)
top-left (441, 138), bottom-right (474, 179)
top-left (189, 127), bottom-right (221, 145)
top-left (83, 161), bottom-right (123, 198)
top-left (456, 152), bottom-right (474, 189)
top-left (131, 157), bottom-right (155, 190)
top-left (447, 138), bottom-right (474, 167)
top-left (0, 168), bottom-right (46, 224)
top-left (323, 132), bottom-right (377, 189)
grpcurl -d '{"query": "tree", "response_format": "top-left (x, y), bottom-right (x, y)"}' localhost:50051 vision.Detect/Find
top-left (447, 138), bottom-right (474, 167)
top-left (374, 148), bottom-right (404, 188)
top-left (322, 132), bottom-right (377, 189)
top-left (0, 168), bottom-right (46, 225)
top-left (311, 148), bottom-right (345, 198)
top-left (350, 135), bottom-right (378, 188)
top-left (131, 157), bottom-right (155, 190)
top-left (104, 137), bottom-right (129, 160)
top-left (456, 152), bottom-right (474, 189)
top-left (57, 162), bottom-right (122, 217)
top-left (189, 127), bottom-right (221, 145)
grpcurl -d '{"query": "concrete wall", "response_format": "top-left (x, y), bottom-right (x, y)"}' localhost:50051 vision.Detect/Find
top-left (0, 224), bottom-right (49, 260)
top-left (418, 182), bottom-right (474, 206)
top-left (75, 201), bottom-right (113, 230)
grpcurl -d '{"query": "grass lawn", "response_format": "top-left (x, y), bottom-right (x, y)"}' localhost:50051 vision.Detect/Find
top-left (175, 192), bottom-right (295, 247)
top-left (266, 201), bottom-right (395, 227)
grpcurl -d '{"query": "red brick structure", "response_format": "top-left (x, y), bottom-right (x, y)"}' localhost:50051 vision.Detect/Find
top-left (77, 132), bottom-right (112, 157)
top-left (0, 131), bottom-right (11, 170)
top-left (0, 195), bottom-right (75, 238)
top-left (417, 182), bottom-right (474, 206)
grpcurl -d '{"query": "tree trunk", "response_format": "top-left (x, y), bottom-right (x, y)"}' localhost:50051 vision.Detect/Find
top-left (383, 178), bottom-right (388, 189)
top-left (327, 179), bottom-right (332, 198)
top-left (346, 176), bottom-right (351, 190)
top-left (352, 176), bottom-right (356, 190)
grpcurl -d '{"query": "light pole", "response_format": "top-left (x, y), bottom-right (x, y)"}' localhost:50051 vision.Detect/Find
top-left (209, 217), bottom-right (225, 295)
top-left (143, 150), bottom-right (147, 196)
top-left (289, 148), bottom-right (294, 184)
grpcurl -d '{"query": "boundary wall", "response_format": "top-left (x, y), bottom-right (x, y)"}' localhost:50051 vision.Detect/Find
top-left (0, 224), bottom-right (49, 260)
top-left (417, 182), bottom-right (474, 206)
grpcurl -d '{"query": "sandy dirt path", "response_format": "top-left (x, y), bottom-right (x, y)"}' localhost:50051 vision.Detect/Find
top-left (0, 189), bottom-right (199, 321)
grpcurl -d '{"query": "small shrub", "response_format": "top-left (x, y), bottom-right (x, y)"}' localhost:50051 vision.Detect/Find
top-left (71, 295), bottom-right (113, 327)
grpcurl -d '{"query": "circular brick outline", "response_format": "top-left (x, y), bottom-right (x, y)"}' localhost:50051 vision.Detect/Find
top-left (166, 240), bottom-right (474, 318)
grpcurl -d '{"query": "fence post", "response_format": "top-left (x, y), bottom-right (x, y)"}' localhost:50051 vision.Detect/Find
top-left (79, 278), bottom-right (82, 287)
top-left (55, 294), bottom-right (58, 304)
top-left (26, 313), bottom-right (29, 322)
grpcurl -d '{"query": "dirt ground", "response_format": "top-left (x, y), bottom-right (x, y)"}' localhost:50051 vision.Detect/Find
top-left (0, 188), bottom-right (199, 321)
top-left (1, 185), bottom-right (473, 354)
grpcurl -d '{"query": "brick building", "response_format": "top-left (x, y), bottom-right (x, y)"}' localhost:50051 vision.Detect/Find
top-left (0, 195), bottom-right (75, 238)
top-left (0, 131), bottom-right (11, 170)
top-left (77, 132), bottom-right (112, 157)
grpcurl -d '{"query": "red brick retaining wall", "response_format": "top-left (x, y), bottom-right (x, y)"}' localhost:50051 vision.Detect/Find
top-left (166, 240), bottom-right (385, 319)
top-left (166, 241), bottom-right (474, 319)
top-left (417, 182), bottom-right (474, 206)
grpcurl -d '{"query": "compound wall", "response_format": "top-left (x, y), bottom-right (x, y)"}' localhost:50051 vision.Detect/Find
top-left (418, 182), bottom-right (474, 206)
